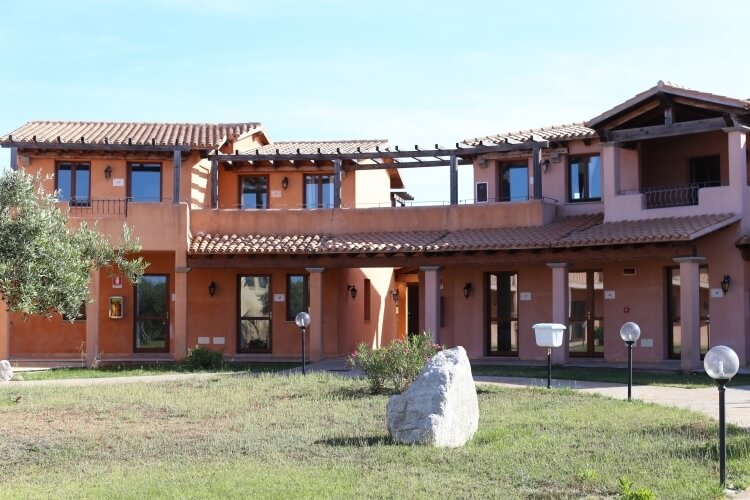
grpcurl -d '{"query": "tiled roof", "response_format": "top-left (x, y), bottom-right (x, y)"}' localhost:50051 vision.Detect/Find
top-left (463, 123), bottom-right (597, 147)
top-left (189, 213), bottom-right (737, 256)
top-left (241, 139), bottom-right (388, 155)
top-left (736, 234), bottom-right (750, 246)
top-left (1, 121), bottom-right (262, 148)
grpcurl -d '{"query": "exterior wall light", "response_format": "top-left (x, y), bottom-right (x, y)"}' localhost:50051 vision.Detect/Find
top-left (391, 289), bottom-right (399, 303)
top-left (295, 312), bottom-right (311, 375)
top-left (463, 283), bottom-right (472, 298)
top-left (208, 281), bottom-right (217, 297)
top-left (347, 284), bottom-right (357, 299)
top-left (704, 345), bottom-right (740, 487)
top-left (104, 165), bottom-right (112, 179)
top-left (619, 322), bottom-right (641, 401)
top-left (721, 275), bottom-right (731, 295)
top-left (281, 176), bottom-right (289, 190)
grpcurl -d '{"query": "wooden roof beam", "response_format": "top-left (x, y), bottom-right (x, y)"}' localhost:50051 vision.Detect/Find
top-left (608, 116), bottom-right (729, 142)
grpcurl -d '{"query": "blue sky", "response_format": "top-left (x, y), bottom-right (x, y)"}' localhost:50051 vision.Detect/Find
top-left (1, 0), bottom-right (749, 203)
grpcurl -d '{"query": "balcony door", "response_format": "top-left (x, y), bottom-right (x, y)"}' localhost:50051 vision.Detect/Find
top-left (498, 163), bottom-right (528, 202)
top-left (134, 275), bottom-right (169, 352)
top-left (568, 271), bottom-right (604, 357)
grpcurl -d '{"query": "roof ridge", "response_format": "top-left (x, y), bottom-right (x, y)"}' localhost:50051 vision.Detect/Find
top-left (24, 119), bottom-right (262, 127)
top-left (270, 139), bottom-right (389, 145)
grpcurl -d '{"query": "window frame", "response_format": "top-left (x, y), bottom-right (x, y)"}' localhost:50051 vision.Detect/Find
top-left (133, 274), bottom-right (170, 353)
top-left (567, 154), bottom-right (602, 203)
top-left (285, 274), bottom-right (309, 322)
top-left (485, 271), bottom-right (519, 356)
top-left (128, 162), bottom-right (163, 203)
top-left (498, 161), bottom-right (529, 202)
top-left (56, 161), bottom-right (91, 207)
top-left (239, 175), bottom-right (270, 209)
top-left (237, 274), bottom-right (273, 353)
top-left (303, 174), bottom-right (335, 209)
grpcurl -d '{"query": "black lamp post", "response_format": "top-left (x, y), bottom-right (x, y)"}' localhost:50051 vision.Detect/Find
top-left (619, 322), bottom-right (641, 401)
top-left (295, 312), bottom-right (311, 375)
top-left (704, 345), bottom-right (740, 487)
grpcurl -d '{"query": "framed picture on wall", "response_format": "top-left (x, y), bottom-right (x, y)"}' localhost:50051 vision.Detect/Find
top-left (109, 296), bottom-right (124, 319)
top-left (476, 182), bottom-right (488, 203)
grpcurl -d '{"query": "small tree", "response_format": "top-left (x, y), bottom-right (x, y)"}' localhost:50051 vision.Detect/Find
top-left (0, 170), bottom-right (146, 319)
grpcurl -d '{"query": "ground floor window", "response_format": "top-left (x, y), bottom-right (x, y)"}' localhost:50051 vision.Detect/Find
top-left (239, 275), bottom-right (271, 352)
top-left (667, 266), bottom-right (710, 359)
top-left (568, 270), bottom-right (604, 357)
top-left (486, 272), bottom-right (518, 356)
top-left (286, 274), bottom-right (308, 321)
top-left (134, 275), bottom-right (169, 352)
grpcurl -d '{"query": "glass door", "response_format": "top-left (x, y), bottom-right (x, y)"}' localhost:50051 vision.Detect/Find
top-left (134, 275), bottom-right (169, 352)
top-left (568, 271), bottom-right (604, 357)
top-left (667, 267), bottom-right (710, 359)
top-left (238, 275), bottom-right (272, 352)
top-left (486, 272), bottom-right (518, 356)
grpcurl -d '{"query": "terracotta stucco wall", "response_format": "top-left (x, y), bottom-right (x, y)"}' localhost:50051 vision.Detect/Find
top-left (641, 131), bottom-right (728, 188)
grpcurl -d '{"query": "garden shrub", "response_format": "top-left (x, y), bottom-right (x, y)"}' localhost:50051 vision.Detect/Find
top-left (618, 477), bottom-right (656, 500)
top-left (347, 332), bottom-right (442, 394)
top-left (183, 345), bottom-right (224, 371)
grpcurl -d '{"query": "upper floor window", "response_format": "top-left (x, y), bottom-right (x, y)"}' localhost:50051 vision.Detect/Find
top-left (56, 162), bottom-right (90, 206)
top-left (240, 175), bottom-right (268, 209)
top-left (568, 155), bottom-right (601, 202)
top-left (689, 155), bottom-right (721, 187)
top-left (129, 163), bottom-right (161, 202)
top-left (304, 174), bottom-right (334, 209)
top-left (499, 162), bottom-right (528, 202)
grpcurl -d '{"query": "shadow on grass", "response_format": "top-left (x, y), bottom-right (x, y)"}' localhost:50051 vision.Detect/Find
top-left (316, 436), bottom-right (394, 447)
top-left (329, 386), bottom-right (395, 399)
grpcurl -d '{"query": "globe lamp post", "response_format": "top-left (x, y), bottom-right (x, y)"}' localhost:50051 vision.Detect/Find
top-left (295, 312), bottom-right (311, 375)
top-left (704, 345), bottom-right (740, 487)
top-left (619, 322), bottom-right (641, 401)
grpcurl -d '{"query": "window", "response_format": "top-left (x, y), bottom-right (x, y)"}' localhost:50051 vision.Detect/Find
top-left (129, 163), bottom-right (161, 202)
top-left (363, 278), bottom-right (371, 323)
top-left (486, 272), bottom-right (518, 356)
top-left (568, 155), bottom-right (601, 202)
top-left (304, 175), bottom-right (334, 208)
top-left (286, 274), bottom-right (308, 321)
top-left (238, 275), bottom-right (272, 352)
top-left (689, 155), bottom-right (721, 187)
top-left (498, 162), bottom-right (528, 202)
top-left (134, 275), bottom-right (169, 352)
top-left (240, 176), bottom-right (269, 209)
top-left (61, 303), bottom-right (87, 321)
top-left (56, 162), bottom-right (90, 206)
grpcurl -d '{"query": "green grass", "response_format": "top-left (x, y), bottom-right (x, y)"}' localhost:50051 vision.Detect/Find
top-left (1, 373), bottom-right (748, 498)
top-left (18, 362), bottom-right (298, 381)
top-left (472, 364), bottom-right (750, 388)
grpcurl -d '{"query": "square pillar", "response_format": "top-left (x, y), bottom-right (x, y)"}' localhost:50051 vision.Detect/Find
top-left (174, 263), bottom-right (189, 361)
top-left (0, 300), bottom-right (9, 360)
top-left (547, 262), bottom-right (570, 365)
top-left (306, 268), bottom-right (325, 362)
top-left (85, 269), bottom-right (101, 367)
top-left (420, 266), bottom-right (442, 343)
top-left (725, 127), bottom-right (748, 228)
top-left (674, 256), bottom-right (705, 373)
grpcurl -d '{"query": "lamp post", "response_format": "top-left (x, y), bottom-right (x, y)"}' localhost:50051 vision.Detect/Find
top-left (704, 345), bottom-right (740, 487)
top-left (619, 322), bottom-right (641, 401)
top-left (532, 323), bottom-right (566, 389)
top-left (295, 312), bottom-right (311, 375)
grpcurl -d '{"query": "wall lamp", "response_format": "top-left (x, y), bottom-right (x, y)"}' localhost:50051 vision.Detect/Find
top-left (391, 289), bottom-right (399, 303)
top-left (463, 282), bottom-right (472, 299)
top-left (347, 284), bottom-right (357, 299)
top-left (208, 281), bottom-right (217, 297)
top-left (721, 275), bottom-right (731, 295)
top-left (104, 165), bottom-right (112, 179)
top-left (281, 176), bottom-right (289, 190)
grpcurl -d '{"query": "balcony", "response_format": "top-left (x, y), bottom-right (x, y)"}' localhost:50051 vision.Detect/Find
top-left (66, 198), bottom-right (129, 217)
top-left (630, 181), bottom-right (722, 209)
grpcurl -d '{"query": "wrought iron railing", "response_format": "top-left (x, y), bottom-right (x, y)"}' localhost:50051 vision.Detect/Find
top-left (622, 182), bottom-right (722, 209)
top-left (67, 198), bottom-right (128, 217)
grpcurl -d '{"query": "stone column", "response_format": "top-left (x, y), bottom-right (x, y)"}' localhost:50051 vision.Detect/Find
top-left (724, 127), bottom-right (749, 228)
top-left (85, 269), bottom-right (101, 367)
top-left (420, 266), bottom-right (442, 343)
top-left (306, 268), bottom-right (325, 362)
top-left (547, 262), bottom-right (570, 365)
top-left (600, 142), bottom-right (621, 203)
top-left (173, 262), bottom-right (190, 361)
top-left (674, 256), bottom-right (705, 373)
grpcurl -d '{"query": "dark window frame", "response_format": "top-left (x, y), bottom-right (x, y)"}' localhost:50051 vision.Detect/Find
top-left (128, 162), bottom-right (163, 202)
top-left (485, 271), bottom-right (519, 356)
top-left (285, 274), bottom-right (309, 321)
top-left (689, 154), bottom-right (722, 187)
top-left (133, 274), bottom-right (170, 353)
top-left (498, 161), bottom-right (529, 202)
top-left (237, 274), bottom-right (273, 353)
top-left (304, 174), bottom-right (334, 209)
top-left (239, 175), bottom-right (270, 209)
top-left (567, 154), bottom-right (602, 203)
top-left (56, 161), bottom-right (91, 207)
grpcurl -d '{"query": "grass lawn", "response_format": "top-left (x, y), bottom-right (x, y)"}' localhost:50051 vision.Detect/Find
top-left (1, 374), bottom-right (749, 498)
top-left (18, 362), bottom-right (299, 381)
top-left (472, 364), bottom-right (750, 388)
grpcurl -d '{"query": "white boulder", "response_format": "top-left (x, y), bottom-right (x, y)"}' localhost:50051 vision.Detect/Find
top-left (0, 360), bottom-right (13, 381)
top-left (386, 346), bottom-right (479, 447)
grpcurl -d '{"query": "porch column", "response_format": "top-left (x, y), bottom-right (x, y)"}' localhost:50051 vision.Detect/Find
top-left (724, 126), bottom-right (748, 226)
top-left (333, 160), bottom-right (342, 208)
top-left (306, 267), bottom-right (325, 362)
top-left (174, 263), bottom-right (190, 360)
top-left (601, 142), bottom-right (621, 203)
top-left (547, 262), bottom-right (569, 365)
top-left (420, 266), bottom-right (441, 343)
top-left (449, 155), bottom-right (458, 205)
top-left (674, 256), bottom-right (705, 373)
top-left (85, 269), bottom-right (101, 368)
top-left (0, 300), bottom-right (9, 360)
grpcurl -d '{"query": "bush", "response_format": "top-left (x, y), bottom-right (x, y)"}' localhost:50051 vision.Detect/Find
top-left (183, 346), bottom-right (224, 371)
top-left (347, 332), bottom-right (442, 394)
top-left (618, 477), bottom-right (656, 500)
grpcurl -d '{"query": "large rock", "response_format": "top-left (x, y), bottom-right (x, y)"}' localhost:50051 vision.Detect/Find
top-left (386, 346), bottom-right (479, 447)
top-left (0, 360), bottom-right (13, 382)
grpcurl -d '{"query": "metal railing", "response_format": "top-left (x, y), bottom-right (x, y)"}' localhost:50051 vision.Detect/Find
top-left (67, 198), bottom-right (128, 217)
top-left (622, 182), bottom-right (722, 209)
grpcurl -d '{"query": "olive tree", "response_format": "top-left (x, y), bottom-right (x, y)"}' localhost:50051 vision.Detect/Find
top-left (0, 170), bottom-right (146, 319)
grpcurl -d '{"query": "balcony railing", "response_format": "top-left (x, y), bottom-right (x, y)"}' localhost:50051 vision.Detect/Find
top-left (66, 198), bottom-right (128, 217)
top-left (623, 182), bottom-right (722, 209)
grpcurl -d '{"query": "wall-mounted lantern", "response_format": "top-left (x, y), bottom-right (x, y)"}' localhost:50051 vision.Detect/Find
top-left (347, 284), bottom-right (357, 299)
top-left (281, 176), bottom-right (289, 190)
top-left (391, 289), bottom-right (399, 303)
top-left (208, 281), bottom-right (217, 297)
top-left (463, 282), bottom-right (472, 299)
top-left (721, 275), bottom-right (731, 295)
top-left (104, 165), bottom-right (112, 179)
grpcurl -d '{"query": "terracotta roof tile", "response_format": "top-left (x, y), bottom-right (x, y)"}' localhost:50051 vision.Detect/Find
top-left (1, 121), bottom-right (262, 148)
top-left (463, 123), bottom-right (597, 147)
top-left (241, 139), bottom-right (388, 155)
top-left (737, 234), bottom-right (750, 246)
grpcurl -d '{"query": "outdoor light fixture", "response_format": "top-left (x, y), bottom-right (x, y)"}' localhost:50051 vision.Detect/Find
top-left (347, 284), bottom-right (357, 299)
top-left (533, 323), bottom-right (566, 389)
top-left (104, 165), bottom-right (112, 179)
top-left (391, 289), bottom-right (399, 303)
top-left (705, 345), bottom-right (740, 487)
top-left (463, 282), bottom-right (472, 298)
top-left (295, 311), bottom-right (311, 375)
top-left (281, 176), bottom-right (289, 190)
top-left (208, 281), bottom-right (216, 297)
top-left (721, 275), bottom-right (731, 295)
top-left (619, 322), bottom-right (641, 401)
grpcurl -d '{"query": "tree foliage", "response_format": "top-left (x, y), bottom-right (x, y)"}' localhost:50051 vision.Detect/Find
top-left (0, 170), bottom-right (146, 319)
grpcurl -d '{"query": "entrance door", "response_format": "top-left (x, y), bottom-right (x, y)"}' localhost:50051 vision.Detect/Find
top-left (486, 272), bottom-right (519, 356)
top-left (238, 275), bottom-right (272, 352)
top-left (667, 267), bottom-right (710, 359)
top-left (568, 271), bottom-right (604, 357)
top-left (134, 275), bottom-right (169, 352)
top-left (407, 283), bottom-right (419, 336)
